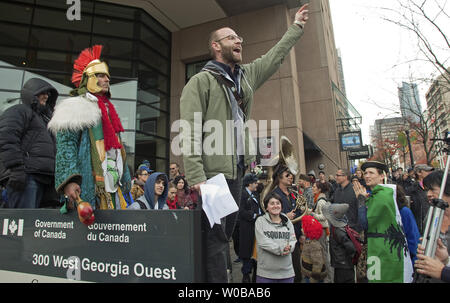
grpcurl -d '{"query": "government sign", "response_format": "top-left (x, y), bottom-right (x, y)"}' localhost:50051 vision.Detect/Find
top-left (0, 209), bottom-right (202, 282)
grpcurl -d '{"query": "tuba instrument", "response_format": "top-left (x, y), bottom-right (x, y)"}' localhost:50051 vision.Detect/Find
top-left (260, 136), bottom-right (309, 223)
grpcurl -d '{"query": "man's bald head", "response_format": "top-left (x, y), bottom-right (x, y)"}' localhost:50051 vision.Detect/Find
top-left (208, 27), bottom-right (242, 63)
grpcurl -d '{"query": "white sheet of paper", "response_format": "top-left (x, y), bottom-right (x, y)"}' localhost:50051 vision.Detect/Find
top-left (200, 174), bottom-right (239, 228)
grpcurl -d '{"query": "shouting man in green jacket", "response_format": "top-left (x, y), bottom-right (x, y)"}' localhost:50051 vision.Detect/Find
top-left (180, 4), bottom-right (309, 282)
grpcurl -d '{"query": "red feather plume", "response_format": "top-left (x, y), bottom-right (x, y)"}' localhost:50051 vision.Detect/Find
top-left (71, 45), bottom-right (103, 87)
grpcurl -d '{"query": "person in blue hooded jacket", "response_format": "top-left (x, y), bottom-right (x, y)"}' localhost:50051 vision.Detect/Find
top-left (127, 172), bottom-right (168, 210)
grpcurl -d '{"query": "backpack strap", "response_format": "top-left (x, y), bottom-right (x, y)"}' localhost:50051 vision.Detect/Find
top-left (208, 71), bottom-right (245, 113)
top-left (332, 226), bottom-right (347, 244)
top-left (136, 200), bottom-right (147, 210)
top-left (313, 197), bottom-right (327, 212)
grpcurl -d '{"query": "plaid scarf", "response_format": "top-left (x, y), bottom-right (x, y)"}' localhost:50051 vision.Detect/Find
top-left (95, 95), bottom-right (124, 151)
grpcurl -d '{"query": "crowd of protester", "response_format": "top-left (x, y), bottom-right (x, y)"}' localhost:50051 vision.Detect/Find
top-left (1, 134), bottom-right (448, 284)
top-left (0, 77), bottom-right (446, 284)
top-left (1, 147), bottom-right (449, 284)
top-left (231, 162), bottom-right (449, 283)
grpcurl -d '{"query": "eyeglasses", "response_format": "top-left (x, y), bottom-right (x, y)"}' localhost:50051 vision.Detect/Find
top-left (140, 173), bottom-right (149, 176)
top-left (335, 174), bottom-right (345, 177)
top-left (215, 34), bottom-right (244, 43)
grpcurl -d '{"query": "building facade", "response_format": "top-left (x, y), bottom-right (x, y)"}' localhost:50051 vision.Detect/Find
top-left (336, 48), bottom-right (346, 97)
top-left (371, 117), bottom-right (408, 169)
top-left (425, 73), bottom-right (450, 168)
top-left (0, 0), bottom-right (355, 176)
top-left (0, 0), bottom-right (172, 173)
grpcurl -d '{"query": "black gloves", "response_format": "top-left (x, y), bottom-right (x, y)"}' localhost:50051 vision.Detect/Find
top-left (7, 168), bottom-right (27, 192)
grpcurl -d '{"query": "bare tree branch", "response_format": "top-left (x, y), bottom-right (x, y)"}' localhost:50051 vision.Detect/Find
top-left (410, 0), bottom-right (450, 48)
top-left (380, 0), bottom-right (450, 86)
top-left (433, 0), bottom-right (450, 19)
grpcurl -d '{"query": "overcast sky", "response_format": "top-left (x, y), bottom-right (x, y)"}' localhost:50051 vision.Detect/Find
top-left (329, 0), bottom-right (449, 145)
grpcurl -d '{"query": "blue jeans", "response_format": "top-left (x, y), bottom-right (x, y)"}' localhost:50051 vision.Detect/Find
top-left (6, 174), bottom-right (44, 208)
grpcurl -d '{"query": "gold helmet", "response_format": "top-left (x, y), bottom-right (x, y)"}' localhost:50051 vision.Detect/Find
top-left (71, 45), bottom-right (110, 94)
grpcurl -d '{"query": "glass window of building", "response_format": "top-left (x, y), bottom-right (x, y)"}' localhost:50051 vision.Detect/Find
top-left (0, 0), bottom-right (171, 175)
top-left (186, 60), bottom-right (209, 83)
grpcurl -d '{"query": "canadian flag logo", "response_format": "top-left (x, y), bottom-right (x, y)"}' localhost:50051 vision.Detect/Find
top-left (2, 219), bottom-right (24, 236)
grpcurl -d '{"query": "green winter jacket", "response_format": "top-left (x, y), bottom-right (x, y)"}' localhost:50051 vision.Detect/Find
top-left (180, 24), bottom-right (304, 185)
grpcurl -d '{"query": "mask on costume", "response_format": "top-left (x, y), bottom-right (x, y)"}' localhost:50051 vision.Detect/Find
top-left (71, 45), bottom-right (110, 94)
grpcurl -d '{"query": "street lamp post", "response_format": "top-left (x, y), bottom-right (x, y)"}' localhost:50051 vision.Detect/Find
top-left (405, 130), bottom-right (415, 168)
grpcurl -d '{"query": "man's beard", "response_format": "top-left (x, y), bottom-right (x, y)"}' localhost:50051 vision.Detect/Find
top-left (221, 43), bottom-right (242, 65)
top-left (280, 179), bottom-right (292, 187)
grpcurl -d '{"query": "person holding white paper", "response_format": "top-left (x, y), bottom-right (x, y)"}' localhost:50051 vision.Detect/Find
top-left (180, 5), bottom-right (309, 282)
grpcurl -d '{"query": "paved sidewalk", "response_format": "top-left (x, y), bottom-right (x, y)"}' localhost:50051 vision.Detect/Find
top-left (229, 240), bottom-right (243, 283)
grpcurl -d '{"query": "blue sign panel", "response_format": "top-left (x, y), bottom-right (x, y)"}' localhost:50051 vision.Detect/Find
top-left (339, 131), bottom-right (362, 151)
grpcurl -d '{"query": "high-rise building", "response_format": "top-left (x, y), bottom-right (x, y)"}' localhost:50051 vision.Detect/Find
top-left (398, 82), bottom-right (422, 124)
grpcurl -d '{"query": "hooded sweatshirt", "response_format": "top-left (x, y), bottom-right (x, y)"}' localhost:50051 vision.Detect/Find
top-left (255, 212), bottom-right (297, 279)
top-left (127, 172), bottom-right (168, 210)
top-left (0, 78), bottom-right (58, 184)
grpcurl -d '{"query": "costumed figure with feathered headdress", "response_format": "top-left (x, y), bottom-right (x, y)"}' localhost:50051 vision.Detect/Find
top-left (48, 45), bottom-right (131, 218)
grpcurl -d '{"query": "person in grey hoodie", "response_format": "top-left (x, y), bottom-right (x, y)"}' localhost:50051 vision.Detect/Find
top-left (128, 172), bottom-right (168, 210)
top-left (254, 192), bottom-right (297, 283)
